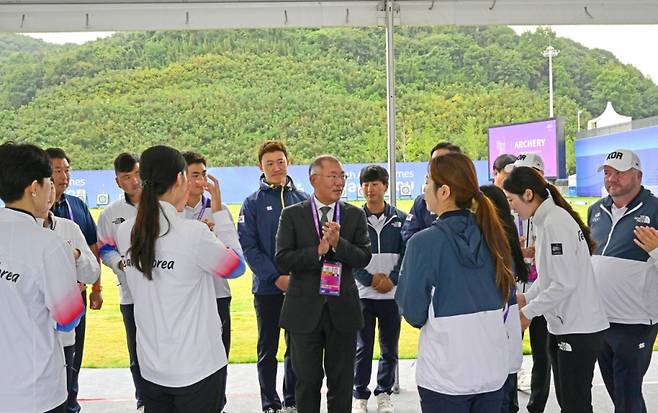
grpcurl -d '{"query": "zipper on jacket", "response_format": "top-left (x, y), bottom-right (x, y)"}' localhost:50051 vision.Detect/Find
top-left (600, 202), bottom-right (643, 255)
top-left (367, 213), bottom-right (398, 254)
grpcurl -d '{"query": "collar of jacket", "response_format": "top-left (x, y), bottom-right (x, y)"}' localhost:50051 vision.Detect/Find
top-left (601, 185), bottom-right (649, 211)
top-left (363, 202), bottom-right (397, 219)
top-left (258, 174), bottom-right (297, 192)
top-left (532, 196), bottom-right (557, 227)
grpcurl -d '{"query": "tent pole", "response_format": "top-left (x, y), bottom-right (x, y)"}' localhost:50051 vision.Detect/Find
top-left (385, 0), bottom-right (397, 207)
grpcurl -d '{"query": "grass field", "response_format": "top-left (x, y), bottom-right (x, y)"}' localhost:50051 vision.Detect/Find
top-left (82, 196), bottom-right (620, 368)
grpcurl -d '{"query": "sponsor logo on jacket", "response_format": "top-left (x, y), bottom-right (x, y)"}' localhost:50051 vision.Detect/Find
top-left (635, 215), bottom-right (651, 225)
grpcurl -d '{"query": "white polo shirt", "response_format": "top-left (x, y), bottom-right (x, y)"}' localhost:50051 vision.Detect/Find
top-left (98, 197), bottom-right (138, 304)
top-left (38, 212), bottom-right (100, 347)
top-left (183, 197), bottom-right (243, 299)
top-left (116, 201), bottom-right (245, 387)
top-left (0, 208), bottom-right (83, 413)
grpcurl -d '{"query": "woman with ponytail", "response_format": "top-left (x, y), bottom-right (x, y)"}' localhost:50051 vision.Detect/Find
top-left (503, 166), bottom-right (608, 413)
top-left (115, 145), bottom-right (245, 413)
top-left (395, 153), bottom-right (515, 412)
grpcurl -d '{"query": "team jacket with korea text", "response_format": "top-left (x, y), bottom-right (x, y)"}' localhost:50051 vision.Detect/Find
top-left (588, 187), bottom-right (658, 324)
top-left (523, 198), bottom-right (609, 336)
top-left (116, 201), bottom-right (245, 388)
top-left (0, 208), bottom-right (84, 413)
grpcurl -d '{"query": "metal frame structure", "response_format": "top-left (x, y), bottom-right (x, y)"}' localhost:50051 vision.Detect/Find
top-left (2, 0), bottom-right (656, 203)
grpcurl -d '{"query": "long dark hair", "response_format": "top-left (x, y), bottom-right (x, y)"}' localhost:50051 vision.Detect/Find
top-left (129, 145), bottom-right (186, 280)
top-left (503, 166), bottom-right (596, 254)
top-left (429, 153), bottom-right (514, 302)
top-left (480, 185), bottom-right (529, 283)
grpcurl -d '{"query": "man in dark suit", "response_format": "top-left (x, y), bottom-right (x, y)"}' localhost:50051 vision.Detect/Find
top-left (276, 155), bottom-right (372, 413)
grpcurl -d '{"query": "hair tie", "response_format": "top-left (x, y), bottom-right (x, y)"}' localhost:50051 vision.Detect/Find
top-left (142, 179), bottom-right (153, 188)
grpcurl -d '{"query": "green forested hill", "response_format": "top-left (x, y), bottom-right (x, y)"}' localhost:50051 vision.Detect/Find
top-left (0, 26), bottom-right (655, 172)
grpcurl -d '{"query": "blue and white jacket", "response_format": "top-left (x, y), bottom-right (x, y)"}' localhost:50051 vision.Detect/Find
top-left (238, 175), bottom-right (308, 295)
top-left (354, 203), bottom-right (407, 300)
top-left (588, 187), bottom-right (658, 324)
top-left (395, 209), bottom-right (508, 395)
top-left (401, 194), bottom-right (436, 242)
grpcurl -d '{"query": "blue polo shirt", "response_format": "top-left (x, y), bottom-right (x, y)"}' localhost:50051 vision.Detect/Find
top-left (52, 193), bottom-right (98, 246)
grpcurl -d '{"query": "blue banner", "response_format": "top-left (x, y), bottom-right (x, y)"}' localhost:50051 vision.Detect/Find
top-left (60, 160), bottom-right (490, 208)
top-left (575, 126), bottom-right (658, 196)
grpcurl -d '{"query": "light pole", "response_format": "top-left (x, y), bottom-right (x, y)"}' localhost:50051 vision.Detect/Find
top-left (577, 109), bottom-right (583, 131)
top-left (542, 45), bottom-right (559, 118)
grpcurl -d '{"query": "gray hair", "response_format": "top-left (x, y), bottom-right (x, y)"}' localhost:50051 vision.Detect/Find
top-left (308, 154), bottom-right (341, 176)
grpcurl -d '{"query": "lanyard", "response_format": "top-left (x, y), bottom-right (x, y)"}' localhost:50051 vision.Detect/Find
top-left (310, 197), bottom-right (340, 241)
top-left (196, 195), bottom-right (208, 221)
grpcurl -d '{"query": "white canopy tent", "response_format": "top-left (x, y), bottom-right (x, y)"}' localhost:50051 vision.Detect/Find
top-left (2, 0), bottom-right (655, 203)
top-left (3, 1), bottom-right (658, 32)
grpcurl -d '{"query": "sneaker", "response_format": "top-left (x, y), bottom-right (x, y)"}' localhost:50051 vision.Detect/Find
top-left (263, 409), bottom-right (282, 413)
top-left (375, 393), bottom-right (394, 413)
top-left (352, 398), bottom-right (368, 413)
top-left (281, 407), bottom-right (297, 413)
top-left (517, 366), bottom-right (531, 392)
top-left (137, 407), bottom-right (144, 413)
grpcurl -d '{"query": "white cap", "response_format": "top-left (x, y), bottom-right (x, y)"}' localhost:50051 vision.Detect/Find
top-left (504, 153), bottom-right (545, 173)
top-left (597, 149), bottom-right (642, 172)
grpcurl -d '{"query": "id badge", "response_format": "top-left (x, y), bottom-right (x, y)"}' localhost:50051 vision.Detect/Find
top-left (320, 260), bottom-right (342, 296)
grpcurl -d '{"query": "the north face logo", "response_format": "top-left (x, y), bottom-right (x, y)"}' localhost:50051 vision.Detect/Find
top-left (635, 215), bottom-right (651, 224)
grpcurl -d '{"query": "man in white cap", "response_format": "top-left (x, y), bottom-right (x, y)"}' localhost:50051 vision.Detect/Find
top-left (504, 153), bottom-right (552, 413)
top-left (503, 153), bottom-right (545, 175)
top-left (588, 149), bottom-right (658, 413)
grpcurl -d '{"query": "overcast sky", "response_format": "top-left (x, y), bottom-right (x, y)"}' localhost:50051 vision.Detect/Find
top-left (25, 25), bottom-right (658, 83)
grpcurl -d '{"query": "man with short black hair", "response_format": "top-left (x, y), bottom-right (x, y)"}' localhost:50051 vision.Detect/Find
top-left (97, 152), bottom-right (144, 412)
top-left (238, 140), bottom-right (308, 413)
top-left (400, 142), bottom-right (461, 242)
top-left (589, 149), bottom-right (658, 413)
top-left (492, 154), bottom-right (517, 188)
top-left (46, 147), bottom-right (101, 413)
top-left (0, 142), bottom-right (84, 413)
top-left (352, 165), bottom-right (406, 413)
top-left (181, 151), bottom-right (243, 412)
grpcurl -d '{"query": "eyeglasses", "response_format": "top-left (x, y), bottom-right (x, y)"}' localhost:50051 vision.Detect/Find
top-left (314, 173), bottom-right (348, 182)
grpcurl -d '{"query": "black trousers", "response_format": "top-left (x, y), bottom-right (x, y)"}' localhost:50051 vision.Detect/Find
top-left (120, 304), bottom-right (144, 408)
top-left (527, 315), bottom-right (551, 413)
top-left (254, 294), bottom-right (296, 410)
top-left (418, 386), bottom-right (504, 413)
top-left (290, 306), bottom-right (357, 413)
top-left (353, 299), bottom-right (401, 400)
top-left (66, 290), bottom-right (86, 413)
top-left (141, 366), bottom-right (227, 413)
top-left (548, 330), bottom-right (606, 413)
top-left (500, 373), bottom-right (519, 413)
top-left (216, 297), bottom-right (232, 412)
top-left (598, 323), bottom-right (658, 413)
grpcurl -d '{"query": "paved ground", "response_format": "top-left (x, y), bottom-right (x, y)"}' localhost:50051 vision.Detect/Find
top-left (78, 356), bottom-right (658, 412)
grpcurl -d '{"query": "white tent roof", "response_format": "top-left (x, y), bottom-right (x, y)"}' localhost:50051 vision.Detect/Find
top-left (588, 101), bottom-right (633, 130)
top-left (3, 0), bottom-right (658, 32)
